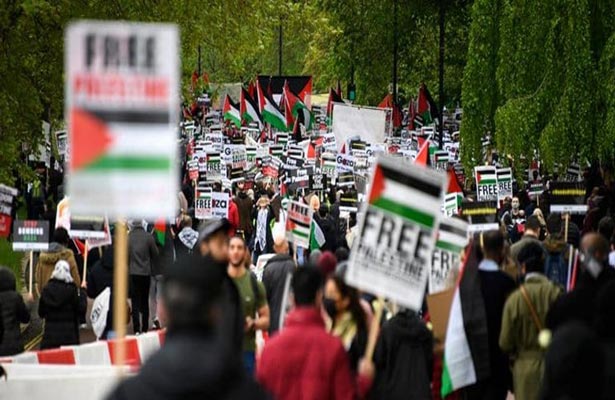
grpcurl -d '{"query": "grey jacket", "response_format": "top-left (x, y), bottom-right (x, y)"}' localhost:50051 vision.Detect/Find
top-left (128, 226), bottom-right (159, 276)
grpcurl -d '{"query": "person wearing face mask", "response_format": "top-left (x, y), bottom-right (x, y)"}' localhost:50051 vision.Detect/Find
top-left (257, 266), bottom-right (374, 400)
top-left (547, 233), bottom-right (615, 331)
top-left (323, 272), bottom-right (368, 373)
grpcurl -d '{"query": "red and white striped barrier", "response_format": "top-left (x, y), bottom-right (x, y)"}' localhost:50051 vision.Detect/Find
top-left (0, 330), bottom-right (166, 367)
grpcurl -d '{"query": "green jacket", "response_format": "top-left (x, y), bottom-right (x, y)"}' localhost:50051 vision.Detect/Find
top-left (499, 274), bottom-right (562, 400)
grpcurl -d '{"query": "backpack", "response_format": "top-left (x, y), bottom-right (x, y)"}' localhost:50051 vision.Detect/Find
top-left (545, 245), bottom-right (570, 289)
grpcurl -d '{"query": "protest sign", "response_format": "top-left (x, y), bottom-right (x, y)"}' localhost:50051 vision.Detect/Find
top-left (69, 215), bottom-right (107, 239)
top-left (285, 201), bottom-right (313, 248)
top-left (332, 103), bottom-right (387, 151)
top-left (309, 174), bottom-right (328, 191)
top-left (496, 168), bottom-right (513, 202)
top-left (474, 166), bottom-right (498, 202)
top-left (66, 21), bottom-right (179, 218)
top-left (0, 184), bottom-right (18, 238)
top-left (461, 201), bottom-right (499, 232)
top-left (346, 156), bottom-right (447, 311)
top-left (529, 181), bottom-right (543, 199)
top-left (187, 160), bottom-right (199, 181)
top-left (195, 190), bottom-right (229, 220)
top-left (550, 182), bottom-right (587, 214)
top-left (429, 217), bottom-right (468, 294)
top-left (12, 220), bottom-right (50, 251)
top-left (444, 192), bottom-right (463, 217)
top-left (337, 172), bottom-right (356, 188)
top-left (432, 150), bottom-right (449, 171)
top-left (337, 154), bottom-right (355, 172)
top-left (55, 130), bottom-right (69, 158)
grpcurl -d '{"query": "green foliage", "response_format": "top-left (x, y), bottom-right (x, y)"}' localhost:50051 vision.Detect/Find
top-left (462, 0), bottom-right (615, 172)
top-left (0, 238), bottom-right (23, 291)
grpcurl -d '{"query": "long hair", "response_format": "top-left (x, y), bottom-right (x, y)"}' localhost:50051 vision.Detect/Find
top-left (329, 274), bottom-right (367, 334)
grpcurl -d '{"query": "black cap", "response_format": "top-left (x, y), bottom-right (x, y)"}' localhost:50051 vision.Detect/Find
top-left (197, 218), bottom-right (231, 243)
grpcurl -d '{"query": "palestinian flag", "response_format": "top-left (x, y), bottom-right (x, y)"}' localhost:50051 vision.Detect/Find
top-left (261, 91), bottom-right (288, 132)
top-left (444, 192), bottom-right (463, 216)
top-left (414, 139), bottom-right (430, 166)
top-left (327, 88), bottom-right (344, 123)
top-left (285, 201), bottom-right (312, 246)
top-left (369, 160), bottom-right (443, 229)
top-left (240, 87), bottom-right (262, 128)
top-left (284, 81), bottom-right (313, 130)
top-left (407, 97), bottom-right (417, 130)
top-left (377, 93), bottom-right (402, 128)
top-left (153, 219), bottom-right (166, 246)
top-left (223, 95), bottom-right (241, 128)
top-left (246, 146), bottom-right (257, 162)
top-left (474, 166), bottom-right (497, 185)
top-left (309, 219), bottom-right (326, 251)
top-left (276, 132), bottom-right (289, 147)
top-left (441, 243), bottom-right (490, 397)
top-left (447, 167), bottom-right (465, 195)
top-left (417, 84), bottom-right (439, 125)
top-left (435, 217), bottom-right (468, 254)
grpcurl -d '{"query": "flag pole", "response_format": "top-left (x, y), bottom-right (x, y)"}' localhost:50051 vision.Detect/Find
top-left (564, 213), bottom-right (570, 244)
top-left (113, 220), bottom-right (128, 367)
top-left (28, 250), bottom-right (34, 295)
top-left (363, 297), bottom-right (384, 361)
top-left (82, 240), bottom-right (89, 285)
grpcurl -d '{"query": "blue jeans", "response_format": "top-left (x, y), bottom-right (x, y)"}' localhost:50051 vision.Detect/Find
top-left (243, 351), bottom-right (256, 376)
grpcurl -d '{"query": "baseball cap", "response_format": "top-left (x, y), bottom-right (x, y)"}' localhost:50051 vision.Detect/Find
top-left (197, 218), bottom-right (231, 243)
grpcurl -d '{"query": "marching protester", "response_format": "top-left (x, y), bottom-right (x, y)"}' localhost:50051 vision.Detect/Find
top-left (107, 253), bottom-right (269, 400)
top-left (466, 231), bottom-right (516, 399)
top-left (227, 235), bottom-right (269, 375)
top-left (35, 227), bottom-right (81, 295)
top-left (174, 214), bottom-right (198, 258)
top-left (547, 233), bottom-right (615, 331)
top-left (128, 220), bottom-right (159, 334)
top-left (499, 242), bottom-right (562, 400)
top-left (257, 266), bottom-right (374, 400)
top-left (234, 181), bottom-right (254, 240)
top-left (262, 234), bottom-right (296, 336)
top-left (509, 215), bottom-right (544, 265)
top-left (543, 213), bottom-right (570, 288)
top-left (151, 220), bottom-right (174, 330)
top-left (324, 270), bottom-right (368, 372)
top-left (86, 245), bottom-right (115, 340)
top-left (370, 308), bottom-right (433, 399)
top-left (0, 266), bottom-right (31, 356)
top-left (250, 195), bottom-right (275, 262)
top-left (39, 260), bottom-right (87, 350)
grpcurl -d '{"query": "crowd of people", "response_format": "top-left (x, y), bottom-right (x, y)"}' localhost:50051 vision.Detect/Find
top-left (0, 161), bottom-right (614, 400)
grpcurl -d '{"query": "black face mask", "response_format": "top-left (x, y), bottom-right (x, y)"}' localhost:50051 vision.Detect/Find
top-left (323, 298), bottom-right (337, 320)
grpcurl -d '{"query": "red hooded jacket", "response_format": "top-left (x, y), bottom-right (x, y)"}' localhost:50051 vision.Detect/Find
top-left (257, 307), bottom-right (371, 400)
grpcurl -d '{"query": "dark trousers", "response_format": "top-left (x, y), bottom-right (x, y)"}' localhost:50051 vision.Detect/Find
top-left (130, 275), bottom-right (150, 334)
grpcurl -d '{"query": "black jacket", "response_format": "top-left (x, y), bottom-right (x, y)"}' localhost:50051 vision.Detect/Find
top-left (39, 279), bottom-right (87, 350)
top-left (262, 254), bottom-right (295, 335)
top-left (0, 268), bottom-right (30, 356)
top-left (370, 310), bottom-right (433, 400)
top-left (313, 214), bottom-right (337, 253)
top-left (235, 192), bottom-right (254, 237)
top-left (152, 224), bottom-right (174, 276)
top-left (250, 206), bottom-right (275, 254)
top-left (106, 330), bottom-right (269, 400)
top-left (87, 246), bottom-right (115, 338)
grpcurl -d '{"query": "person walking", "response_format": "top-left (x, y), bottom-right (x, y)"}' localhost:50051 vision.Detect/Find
top-left (128, 220), bottom-right (159, 334)
top-left (86, 245), bottom-right (115, 339)
top-left (257, 267), bottom-right (374, 400)
top-left (35, 227), bottom-right (81, 295)
top-left (174, 215), bottom-right (198, 259)
top-left (499, 242), bottom-right (562, 400)
top-left (227, 236), bottom-right (269, 375)
top-left (39, 260), bottom-right (87, 349)
top-left (250, 195), bottom-right (275, 263)
top-left (234, 181), bottom-right (254, 240)
top-left (324, 271), bottom-right (368, 372)
top-left (510, 215), bottom-right (544, 264)
top-left (465, 230), bottom-right (516, 400)
top-left (262, 235), bottom-right (296, 335)
top-left (0, 266), bottom-right (31, 356)
top-left (106, 254), bottom-right (269, 400)
top-left (370, 308), bottom-right (433, 400)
